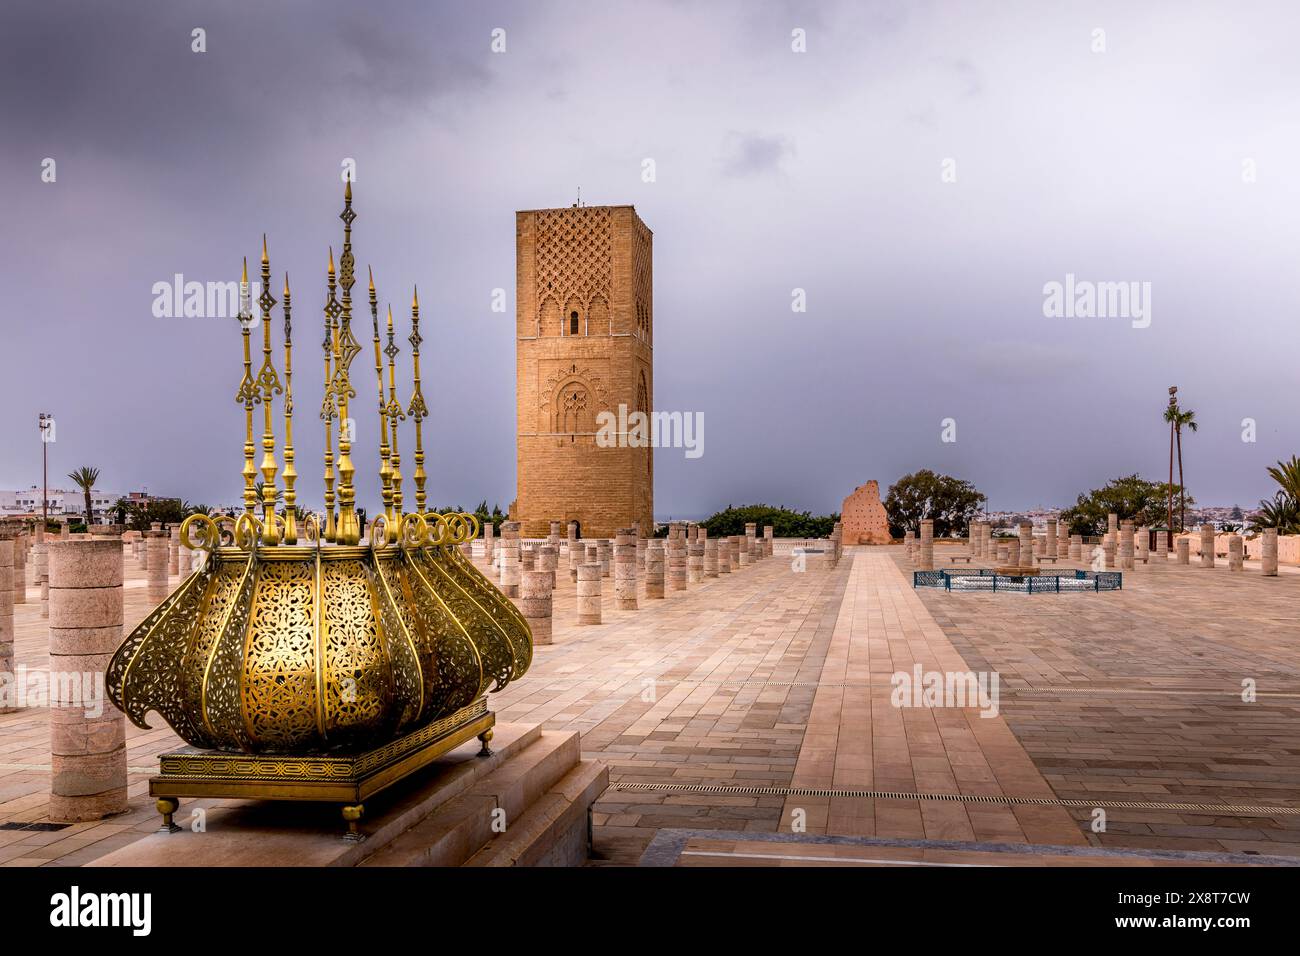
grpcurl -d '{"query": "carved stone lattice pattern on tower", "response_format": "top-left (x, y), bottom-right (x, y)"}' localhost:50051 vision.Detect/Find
top-left (534, 207), bottom-right (613, 326)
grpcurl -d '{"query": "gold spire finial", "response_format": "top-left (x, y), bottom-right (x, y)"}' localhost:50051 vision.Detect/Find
top-left (321, 245), bottom-right (342, 543)
top-left (281, 271), bottom-right (297, 544)
top-left (369, 268), bottom-right (394, 541)
top-left (384, 301), bottom-right (405, 538)
top-left (256, 236), bottom-right (283, 545)
top-left (330, 179), bottom-right (361, 545)
top-left (407, 288), bottom-right (427, 515)
top-left (236, 257), bottom-right (259, 521)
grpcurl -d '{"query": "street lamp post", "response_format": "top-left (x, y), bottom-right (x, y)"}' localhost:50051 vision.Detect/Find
top-left (38, 412), bottom-right (53, 528)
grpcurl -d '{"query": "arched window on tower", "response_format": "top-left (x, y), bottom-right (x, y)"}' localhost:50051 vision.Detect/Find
top-left (569, 311), bottom-right (580, 335)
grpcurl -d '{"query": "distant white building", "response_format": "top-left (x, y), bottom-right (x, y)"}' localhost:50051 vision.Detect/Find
top-left (0, 486), bottom-right (144, 523)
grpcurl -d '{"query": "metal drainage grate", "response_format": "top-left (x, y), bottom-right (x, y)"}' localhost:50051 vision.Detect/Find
top-left (0, 821), bottom-right (71, 832)
top-left (613, 781), bottom-right (1300, 817)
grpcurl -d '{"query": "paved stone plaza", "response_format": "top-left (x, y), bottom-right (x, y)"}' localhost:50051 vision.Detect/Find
top-left (2, 543), bottom-right (1297, 866)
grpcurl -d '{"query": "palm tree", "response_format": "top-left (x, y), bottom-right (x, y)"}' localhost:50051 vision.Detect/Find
top-left (1163, 394), bottom-right (1197, 531)
top-left (252, 482), bottom-right (284, 506)
top-left (66, 466), bottom-right (100, 526)
top-left (1173, 407), bottom-right (1197, 531)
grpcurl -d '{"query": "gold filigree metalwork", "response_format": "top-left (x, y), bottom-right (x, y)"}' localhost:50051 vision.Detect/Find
top-left (106, 182), bottom-right (532, 759)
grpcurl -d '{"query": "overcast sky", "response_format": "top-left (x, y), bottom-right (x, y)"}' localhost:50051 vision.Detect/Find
top-left (2, 0), bottom-right (1298, 517)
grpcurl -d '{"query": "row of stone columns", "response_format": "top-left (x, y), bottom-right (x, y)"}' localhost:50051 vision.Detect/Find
top-left (509, 518), bottom-right (777, 634)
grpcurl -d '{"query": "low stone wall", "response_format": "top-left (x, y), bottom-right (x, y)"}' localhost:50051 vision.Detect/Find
top-left (1176, 532), bottom-right (1300, 564)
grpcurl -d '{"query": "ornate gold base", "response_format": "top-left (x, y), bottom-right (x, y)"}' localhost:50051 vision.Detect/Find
top-left (149, 698), bottom-right (494, 840)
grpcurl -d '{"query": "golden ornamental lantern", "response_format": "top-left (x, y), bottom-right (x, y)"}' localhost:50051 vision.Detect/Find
top-left (106, 182), bottom-right (530, 837)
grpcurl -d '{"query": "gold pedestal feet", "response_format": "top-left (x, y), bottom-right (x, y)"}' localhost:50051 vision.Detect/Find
top-left (342, 804), bottom-right (365, 842)
top-left (157, 797), bottom-right (182, 834)
top-left (477, 728), bottom-right (493, 757)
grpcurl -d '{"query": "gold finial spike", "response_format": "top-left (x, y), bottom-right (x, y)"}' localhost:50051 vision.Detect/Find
top-left (257, 236), bottom-right (283, 545)
top-left (281, 271), bottom-right (298, 545)
top-left (407, 288), bottom-right (427, 516)
top-left (237, 257), bottom-right (259, 525)
top-left (369, 268), bottom-right (394, 541)
top-left (321, 246), bottom-right (341, 543)
top-left (331, 178), bottom-right (361, 544)
top-left (385, 302), bottom-right (405, 540)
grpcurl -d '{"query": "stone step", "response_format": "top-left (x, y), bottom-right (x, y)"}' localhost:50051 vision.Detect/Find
top-left (464, 757), bottom-right (608, 867)
top-left (357, 729), bottom-right (589, 867)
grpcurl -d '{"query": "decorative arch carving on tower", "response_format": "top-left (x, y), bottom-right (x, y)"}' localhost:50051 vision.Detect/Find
top-left (540, 363), bottom-right (609, 438)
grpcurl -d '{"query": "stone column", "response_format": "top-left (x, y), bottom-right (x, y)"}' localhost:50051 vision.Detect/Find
top-left (645, 539), bottom-right (666, 599)
top-left (577, 562), bottom-right (602, 625)
top-left (744, 523), bottom-right (757, 562)
top-left (1102, 535), bottom-right (1117, 570)
top-left (636, 534), bottom-right (647, 571)
top-left (520, 545), bottom-right (536, 573)
top-left (1176, 537), bottom-right (1190, 565)
top-left (1136, 527), bottom-right (1149, 564)
top-left (598, 538), bottom-right (612, 578)
top-left (548, 521), bottom-right (561, 552)
top-left (12, 532), bottom-right (26, 605)
top-left (35, 524), bottom-right (49, 618)
top-left (568, 538), bottom-right (584, 583)
top-left (566, 521), bottom-right (578, 557)
top-left (831, 523), bottom-right (843, 567)
top-left (178, 532), bottom-right (192, 578)
top-left (136, 532), bottom-right (148, 571)
top-left (1155, 529), bottom-right (1168, 561)
top-left (669, 534), bottom-right (688, 591)
top-left (538, 544), bottom-right (558, 590)
top-left (168, 527), bottom-right (180, 576)
top-left (1228, 535), bottom-right (1244, 571)
top-left (1261, 528), bottom-right (1279, 576)
top-left (146, 529), bottom-right (169, 604)
top-left (704, 538), bottom-right (719, 578)
top-left (0, 524), bottom-right (15, 712)
top-left (764, 526), bottom-right (774, 557)
top-left (1068, 534), bottom-right (1082, 562)
top-left (718, 537), bottom-right (732, 574)
top-left (1044, 519), bottom-right (1057, 561)
top-left (521, 569), bottom-right (553, 645)
top-left (1118, 521), bottom-right (1135, 571)
top-left (687, 539), bottom-right (704, 584)
top-left (918, 519), bottom-right (934, 571)
top-left (1108, 513), bottom-right (1119, 540)
top-left (904, 530), bottom-right (915, 563)
top-left (1005, 538), bottom-right (1020, 567)
top-left (614, 529), bottom-right (638, 611)
top-left (483, 521), bottom-right (496, 566)
top-left (1017, 522), bottom-right (1033, 567)
top-left (1199, 525), bottom-right (1216, 569)
top-left (47, 538), bottom-right (127, 821)
top-left (500, 521), bottom-right (521, 597)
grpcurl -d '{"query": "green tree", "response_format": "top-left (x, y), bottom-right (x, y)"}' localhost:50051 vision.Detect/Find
top-left (700, 504), bottom-right (838, 539)
top-left (1058, 475), bottom-right (1190, 537)
top-left (66, 466), bottom-right (100, 526)
top-left (883, 470), bottom-right (984, 538)
top-left (1249, 455), bottom-right (1300, 534)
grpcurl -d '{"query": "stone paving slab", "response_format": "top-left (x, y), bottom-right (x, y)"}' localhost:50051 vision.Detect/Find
top-left (910, 550), bottom-right (1300, 856)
